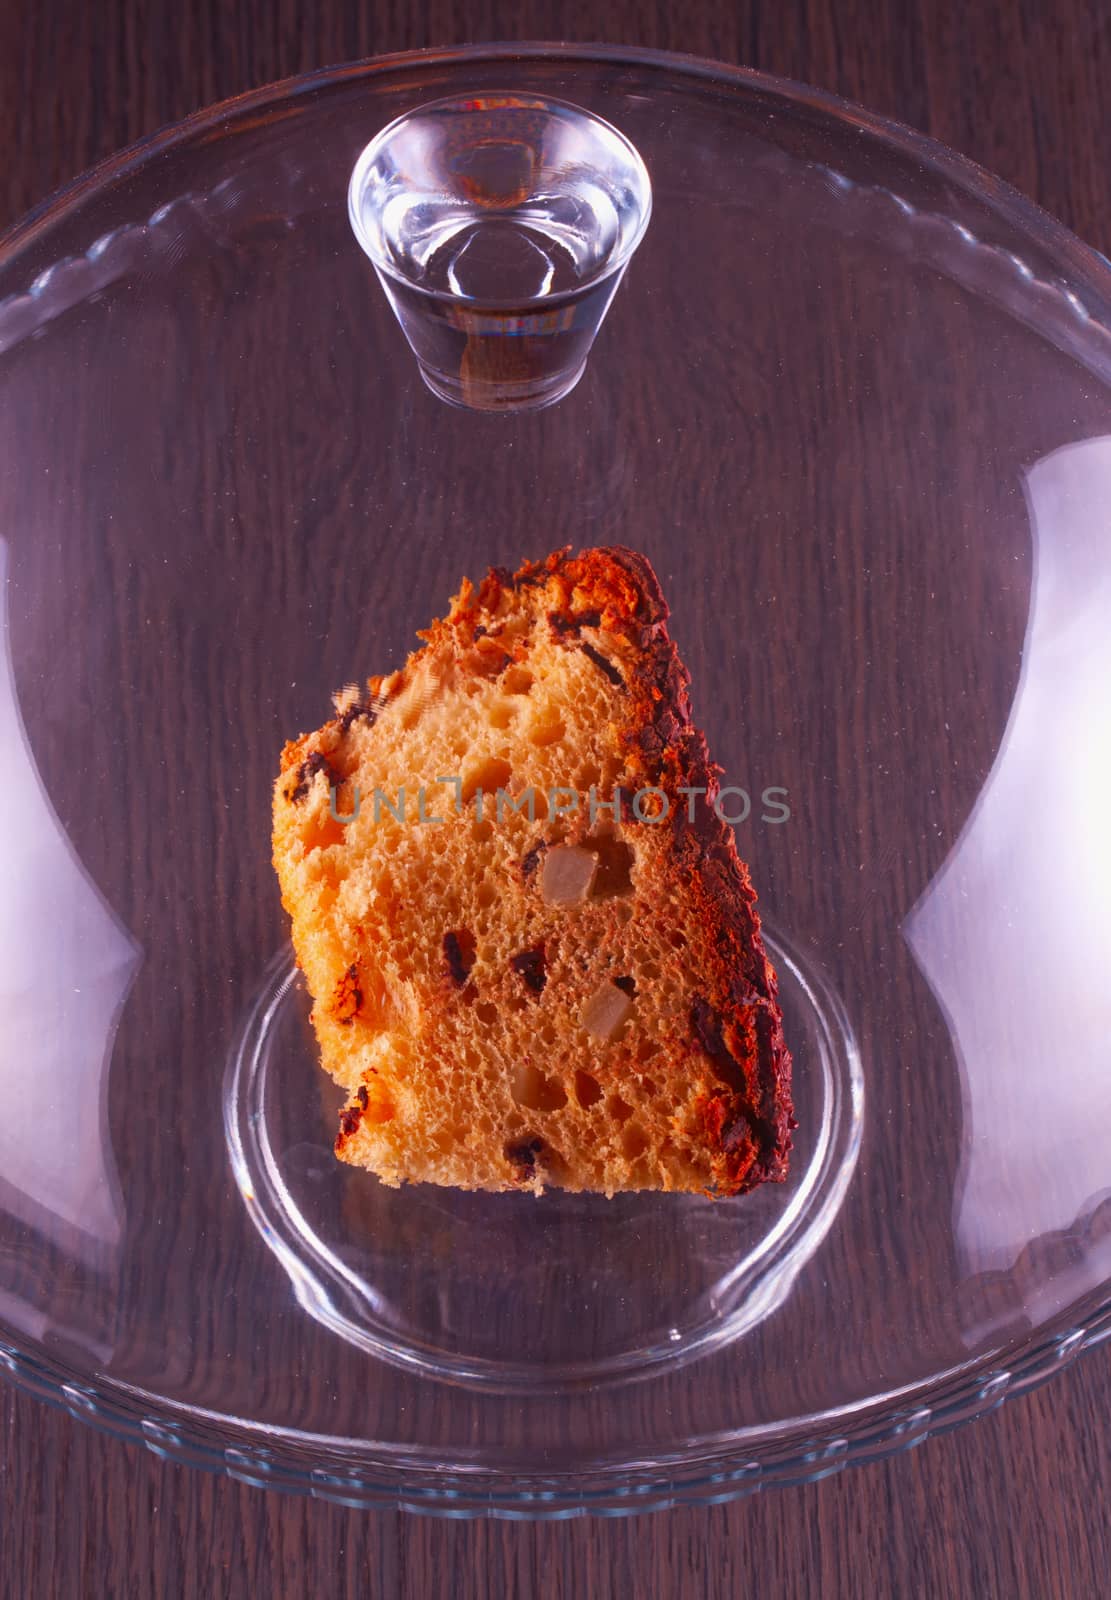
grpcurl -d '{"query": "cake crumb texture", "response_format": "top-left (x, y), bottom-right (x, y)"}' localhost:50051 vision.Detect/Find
top-left (272, 546), bottom-right (793, 1196)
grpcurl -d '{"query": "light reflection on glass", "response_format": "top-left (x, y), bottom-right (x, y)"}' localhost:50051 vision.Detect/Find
top-left (905, 438), bottom-right (1111, 1290)
top-left (0, 537), bottom-right (141, 1250)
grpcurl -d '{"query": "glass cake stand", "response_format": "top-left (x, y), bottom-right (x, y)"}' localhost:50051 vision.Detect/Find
top-left (1, 44), bottom-right (1110, 1517)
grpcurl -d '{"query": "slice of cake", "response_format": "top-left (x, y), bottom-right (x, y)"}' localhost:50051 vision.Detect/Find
top-left (272, 546), bottom-right (793, 1196)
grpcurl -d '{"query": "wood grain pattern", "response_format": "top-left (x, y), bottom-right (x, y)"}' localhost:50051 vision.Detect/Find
top-left (2, 3), bottom-right (1110, 1598)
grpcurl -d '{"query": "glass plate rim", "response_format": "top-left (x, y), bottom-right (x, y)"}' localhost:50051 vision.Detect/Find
top-left (3, 1294), bottom-right (1110, 1515)
top-left (1, 40), bottom-right (1110, 315)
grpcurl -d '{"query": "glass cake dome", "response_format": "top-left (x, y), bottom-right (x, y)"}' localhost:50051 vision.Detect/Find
top-left (1, 43), bottom-right (1110, 1516)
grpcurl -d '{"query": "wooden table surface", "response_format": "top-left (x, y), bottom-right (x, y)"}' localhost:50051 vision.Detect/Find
top-left (2, 2), bottom-right (1110, 1596)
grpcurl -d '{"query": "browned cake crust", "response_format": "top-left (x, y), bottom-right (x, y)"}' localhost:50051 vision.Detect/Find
top-left (273, 545), bottom-right (794, 1196)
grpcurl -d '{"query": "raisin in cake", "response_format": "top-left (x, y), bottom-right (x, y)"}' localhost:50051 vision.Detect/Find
top-left (272, 546), bottom-right (793, 1196)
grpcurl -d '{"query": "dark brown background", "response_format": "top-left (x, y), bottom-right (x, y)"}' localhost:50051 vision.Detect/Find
top-left (1, 3), bottom-right (1109, 1596)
